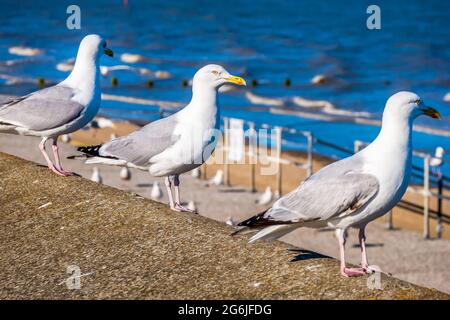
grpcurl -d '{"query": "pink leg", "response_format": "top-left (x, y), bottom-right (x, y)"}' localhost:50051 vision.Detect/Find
top-left (39, 137), bottom-right (65, 177)
top-left (173, 175), bottom-right (196, 213)
top-left (165, 176), bottom-right (177, 211)
top-left (336, 229), bottom-right (365, 277)
top-left (51, 138), bottom-right (74, 176)
top-left (359, 227), bottom-right (391, 275)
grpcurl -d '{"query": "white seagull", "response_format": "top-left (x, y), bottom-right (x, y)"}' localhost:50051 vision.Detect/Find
top-left (150, 181), bottom-right (163, 200)
top-left (0, 34), bottom-right (113, 176)
top-left (209, 169), bottom-right (224, 186)
top-left (235, 91), bottom-right (440, 277)
top-left (72, 65), bottom-right (246, 211)
top-left (90, 167), bottom-right (102, 184)
top-left (257, 186), bottom-right (273, 205)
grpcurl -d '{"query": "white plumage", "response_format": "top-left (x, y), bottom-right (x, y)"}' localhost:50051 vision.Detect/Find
top-left (238, 91), bottom-right (441, 278)
top-left (150, 181), bottom-right (163, 200)
top-left (90, 167), bottom-right (102, 184)
top-left (209, 170), bottom-right (224, 186)
top-left (256, 186), bottom-right (273, 205)
top-left (119, 167), bottom-right (131, 180)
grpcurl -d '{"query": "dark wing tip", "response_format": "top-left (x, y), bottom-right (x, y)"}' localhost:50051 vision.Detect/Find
top-left (237, 209), bottom-right (270, 228)
top-left (77, 145), bottom-right (103, 157)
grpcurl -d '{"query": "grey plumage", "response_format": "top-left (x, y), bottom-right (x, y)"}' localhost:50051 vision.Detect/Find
top-left (0, 86), bottom-right (84, 131)
top-left (238, 155), bottom-right (379, 231)
top-left (99, 115), bottom-right (180, 166)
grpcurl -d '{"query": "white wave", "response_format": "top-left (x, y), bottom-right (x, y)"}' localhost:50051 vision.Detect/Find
top-left (56, 58), bottom-right (75, 72)
top-left (101, 93), bottom-right (182, 109)
top-left (245, 91), bottom-right (285, 106)
top-left (120, 53), bottom-right (148, 63)
top-left (8, 46), bottom-right (43, 57)
top-left (291, 96), bottom-right (371, 117)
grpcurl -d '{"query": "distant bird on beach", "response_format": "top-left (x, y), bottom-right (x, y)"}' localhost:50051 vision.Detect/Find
top-left (0, 34), bottom-right (113, 176)
top-left (119, 166), bottom-right (131, 180)
top-left (187, 200), bottom-right (197, 212)
top-left (191, 167), bottom-right (201, 178)
top-left (209, 170), bottom-right (224, 186)
top-left (90, 167), bottom-right (102, 184)
top-left (235, 92), bottom-right (440, 277)
top-left (150, 181), bottom-right (163, 200)
top-left (71, 65), bottom-right (245, 212)
top-left (256, 186), bottom-right (273, 205)
top-left (430, 146), bottom-right (445, 177)
top-left (430, 146), bottom-right (444, 168)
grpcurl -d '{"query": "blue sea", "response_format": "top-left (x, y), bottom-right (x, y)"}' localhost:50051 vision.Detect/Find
top-left (0, 0), bottom-right (449, 173)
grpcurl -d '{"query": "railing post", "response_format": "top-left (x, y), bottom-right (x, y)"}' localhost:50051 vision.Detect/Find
top-left (223, 117), bottom-right (230, 186)
top-left (423, 155), bottom-right (430, 240)
top-left (275, 127), bottom-right (282, 198)
top-left (437, 174), bottom-right (443, 239)
top-left (306, 132), bottom-right (313, 178)
top-left (385, 210), bottom-right (393, 230)
top-left (249, 122), bottom-right (257, 192)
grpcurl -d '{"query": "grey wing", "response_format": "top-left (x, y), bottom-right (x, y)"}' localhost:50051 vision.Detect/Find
top-left (100, 115), bottom-right (179, 166)
top-left (263, 162), bottom-right (379, 224)
top-left (0, 86), bottom-right (85, 131)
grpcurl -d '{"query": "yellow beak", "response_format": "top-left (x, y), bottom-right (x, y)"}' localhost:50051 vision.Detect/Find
top-left (225, 75), bottom-right (246, 86)
top-left (104, 48), bottom-right (114, 57)
top-left (422, 106), bottom-right (441, 119)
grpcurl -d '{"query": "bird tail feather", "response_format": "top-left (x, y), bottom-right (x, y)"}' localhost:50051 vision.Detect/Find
top-left (249, 224), bottom-right (298, 243)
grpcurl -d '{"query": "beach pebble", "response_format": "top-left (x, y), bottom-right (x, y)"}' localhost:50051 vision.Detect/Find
top-left (8, 46), bottom-right (43, 57)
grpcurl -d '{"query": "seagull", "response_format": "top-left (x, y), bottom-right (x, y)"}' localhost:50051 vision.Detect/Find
top-left (234, 92), bottom-right (440, 277)
top-left (191, 167), bottom-right (201, 178)
top-left (90, 167), bottom-right (102, 184)
top-left (256, 186), bottom-right (273, 205)
top-left (430, 146), bottom-right (445, 177)
top-left (0, 34), bottom-right (113, 176)
top-left (187, 200), bottom-right (197, 212)
top-left (119, 166), bottom-right (131, 180)
top-left (209, 169), bottom-right (224, 186)
top-left (71, 65), bottom-right (246, 211)
top-left (150, 181), bottom-right (163, 200)
top-left (430, 146), bottom-right (444, 168)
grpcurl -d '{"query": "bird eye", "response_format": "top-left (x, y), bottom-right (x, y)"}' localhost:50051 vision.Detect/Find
top-left (211, 70), bottom-right (219, 75)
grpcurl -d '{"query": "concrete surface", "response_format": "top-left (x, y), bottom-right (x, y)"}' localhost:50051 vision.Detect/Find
top-left (1, 133), bottom-right (449, 294)
top-left (0, 152), bottom-right (448, 299)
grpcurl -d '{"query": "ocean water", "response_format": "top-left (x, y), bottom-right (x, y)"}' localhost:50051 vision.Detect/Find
top-left (0, 0), bottom-right (449, 173)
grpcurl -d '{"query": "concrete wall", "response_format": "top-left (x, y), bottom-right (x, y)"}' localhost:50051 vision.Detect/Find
top-left (0, 153), bottom-right (447, 299)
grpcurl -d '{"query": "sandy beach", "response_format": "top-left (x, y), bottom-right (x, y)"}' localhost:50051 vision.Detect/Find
top-left (1, 121), bottom-right (449, 294)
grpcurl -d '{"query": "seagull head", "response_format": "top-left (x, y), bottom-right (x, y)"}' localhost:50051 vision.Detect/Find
top-left (384, 91), bottom-right (441, 122)
top-left (77, 34), bottom-right (114, 61)
top-left (192, 64), bottom-right (246, 90)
